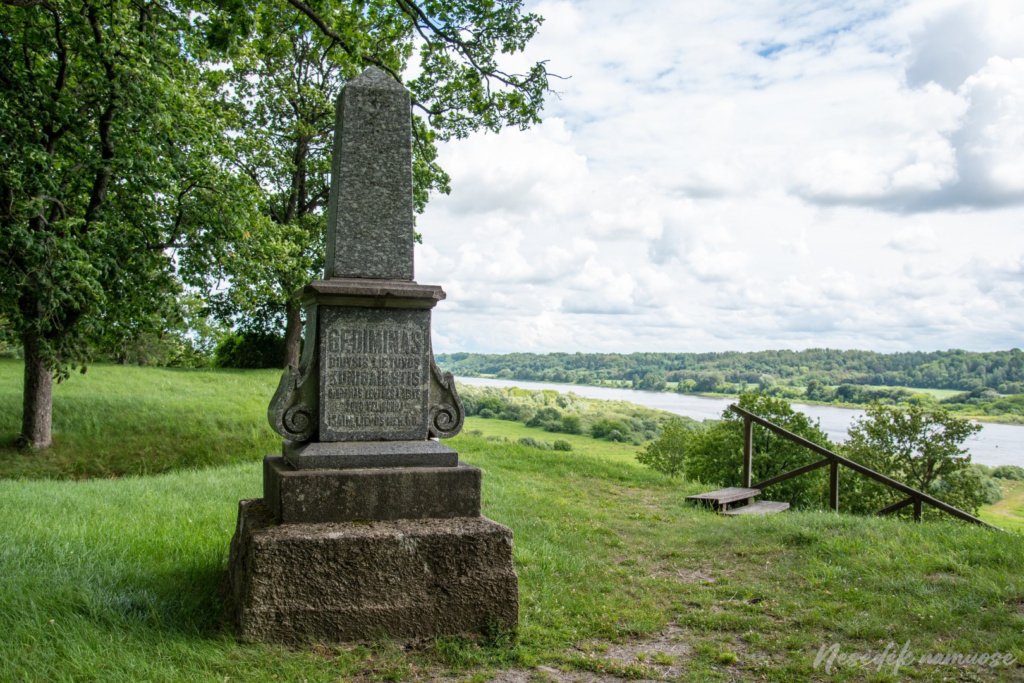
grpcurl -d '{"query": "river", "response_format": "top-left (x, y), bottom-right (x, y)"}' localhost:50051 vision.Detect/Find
top-left (455, 376), bottom-right (1023, 468)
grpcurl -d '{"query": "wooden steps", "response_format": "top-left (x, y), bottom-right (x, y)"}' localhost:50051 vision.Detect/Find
top-left (686, 486), bottom-right (789, 516)
top-left (722, 501), bottom-right (790, 516)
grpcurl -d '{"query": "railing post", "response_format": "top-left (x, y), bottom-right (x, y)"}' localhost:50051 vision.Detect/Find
top-left (742, 416), bottom-right (753, 488)
top-left (829, 460), bottom-right (839, 512)
top-left (913, 497), bottom-right (923, 521)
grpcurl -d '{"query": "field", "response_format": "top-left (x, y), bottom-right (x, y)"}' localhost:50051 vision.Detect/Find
top-left (980, 480), bottom-right (1024, 534)
top-left (2, 362), bottom-right (1024, 681)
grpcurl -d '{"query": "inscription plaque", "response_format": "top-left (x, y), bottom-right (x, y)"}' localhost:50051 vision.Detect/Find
top-left (318, 307), bottom-right (430, 441)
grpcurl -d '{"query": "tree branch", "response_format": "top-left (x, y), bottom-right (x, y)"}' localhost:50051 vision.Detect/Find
top-left (84, 2), bottom-right (117, 226)
top-left (283, 0), bottom-right (404, 83)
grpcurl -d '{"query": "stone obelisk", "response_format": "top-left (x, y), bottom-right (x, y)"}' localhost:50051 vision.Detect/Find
top-left (226, 67), bottom-right (518, 643)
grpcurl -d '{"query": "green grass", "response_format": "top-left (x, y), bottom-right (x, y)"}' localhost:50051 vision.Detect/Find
top-left (0, 359), bottom-right (280, 478)
top-left (3, 363), bottom-right (1024, 680)
top-left (981, 480), bottom-right (1024, 533)
top-left (853, 384), bottom-right (964, 400)
top-left (463, 415), bottom-right (642, 463)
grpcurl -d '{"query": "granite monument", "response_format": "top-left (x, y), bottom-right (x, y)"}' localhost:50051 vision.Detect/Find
top-left (227, 66), bottom-right (519, 643)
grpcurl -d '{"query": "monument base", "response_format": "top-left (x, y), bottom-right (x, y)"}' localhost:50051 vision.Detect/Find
top-left (283, 439), bottom-right (458, 469)
top-left (263, 456), bottom-right (480, 523)
top-left (227, 499), bottom-right (519, 643)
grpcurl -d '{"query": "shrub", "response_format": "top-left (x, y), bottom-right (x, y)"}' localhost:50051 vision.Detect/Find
top-left (671, 393), bottom-right (834, 509)
top-left (591, 418), bottom-right (632, 441)
top-left (552, 440), bottom-right (573, 451)
top-left (560, 415), bottom-right (583, 434)
top-left (993, 465), bottom-right (1024, 481)
top-left (526, 407), bottom-right (561, 429)
top-left (214, 331), bottom-right (285, 369)
top-left (636, 418), bottom-right (691, 477)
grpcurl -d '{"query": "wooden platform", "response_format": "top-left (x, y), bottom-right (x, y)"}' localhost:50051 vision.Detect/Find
top-left (687, 487), bottom-right (789, 516)
top-left (721, 501), bottom-right (790, 516)
top-left (686, 487), bottom-right (760, 507)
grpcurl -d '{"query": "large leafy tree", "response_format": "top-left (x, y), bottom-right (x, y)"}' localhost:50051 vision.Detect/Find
top-left (0, 0), bottom-right (252, 448)
top-left (2, 0), bottom-right (550, 449)
top-left (841, 404), bottom-right (985, 515)
top-left (198, 0), bottom-right (549, 367)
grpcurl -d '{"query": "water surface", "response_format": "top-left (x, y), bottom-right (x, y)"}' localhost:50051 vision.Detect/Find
top-left (456, 376), bottom-right (1023, 468)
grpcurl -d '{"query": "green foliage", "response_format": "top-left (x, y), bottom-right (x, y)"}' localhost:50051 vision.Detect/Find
top-left (673, 393), bottom-right (835, 509)
top-left (552, 439), bottom-right (573, 452)
top-left (2, 0), bottom-right (551, 446)
top-left (459, 384), bottom-right (679, 443)
top-left (437, 348), bottom-right (1024, 394)
top-left (560, 414), bottom-right (583, 434)
top-left (993, 465), bottom-right (1024, 481)
top-left (635, 418), bottom-right (692, 478)
top-left (841, 404), bottom-right (986, 515)
top-left (213, 332), bottom-right (286, 369)
top-left (526, 406), bottom-right (561, 429)
top-left (590, 418), bottom-right (632, 442)
top-left (195, 0), bottom-right (550, 346)
top-left (1, 0), bottom-right (249, 380)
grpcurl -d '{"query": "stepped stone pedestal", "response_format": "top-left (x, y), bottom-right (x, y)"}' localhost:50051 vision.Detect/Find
top-left (226, 67), bottom-right (518, 643)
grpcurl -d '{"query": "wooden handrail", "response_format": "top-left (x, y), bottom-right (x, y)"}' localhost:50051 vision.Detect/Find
top-left (728, 404), bottom-right (997, 529)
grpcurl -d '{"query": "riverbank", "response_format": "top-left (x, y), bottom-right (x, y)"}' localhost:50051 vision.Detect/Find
top-left (455, 376), bottom-right (1024, 468)
top-left (452, 373), bottom-right (1024, 425)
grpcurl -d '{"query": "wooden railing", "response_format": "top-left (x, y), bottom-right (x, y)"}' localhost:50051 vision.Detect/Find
top-left (729, 405), bottom-right (997, 529)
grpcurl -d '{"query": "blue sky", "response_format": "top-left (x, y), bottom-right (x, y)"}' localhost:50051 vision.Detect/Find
top-left (413, 0), bottom-right (1024, 354)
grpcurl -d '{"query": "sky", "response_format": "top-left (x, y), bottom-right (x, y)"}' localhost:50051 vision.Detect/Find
top-left (412, 0), bottom-right (1024, 355)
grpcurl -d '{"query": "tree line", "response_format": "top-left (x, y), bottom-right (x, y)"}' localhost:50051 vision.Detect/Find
top-left (437, 349), bottom-right (1024, 395)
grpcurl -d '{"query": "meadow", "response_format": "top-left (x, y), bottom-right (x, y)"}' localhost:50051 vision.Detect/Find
top-left (2, 360), bottom-right (1023, 681)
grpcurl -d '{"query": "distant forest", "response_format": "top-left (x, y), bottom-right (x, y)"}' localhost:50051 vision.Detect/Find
top-left (437, 349), bottom-right (1024, 395)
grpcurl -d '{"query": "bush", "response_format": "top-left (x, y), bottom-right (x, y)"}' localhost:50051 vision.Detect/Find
top-left (560, 415), bottom-right (583, 434)
top-left (552, 440), bottom-right (573, 452)
top-left (668, 393), bottom-right (834, 509)
top-left (517, 437), bottom-right (550, 450)
top-left (591, 418), bottom-right (632, 441)
top-left (214, 331), bottom-right (286, 369)
top-left (526, 406), bottom-right (561, 429)
top-left (993, 465), bottom-right (1024, 480)
top-left (636, 418), bottom-right (691, 477)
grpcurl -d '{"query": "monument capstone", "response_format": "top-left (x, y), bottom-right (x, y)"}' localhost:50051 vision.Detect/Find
top-left (227, 66), bottom-right (519, 642)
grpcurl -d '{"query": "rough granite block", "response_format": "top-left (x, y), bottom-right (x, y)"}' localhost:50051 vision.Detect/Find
top-left (263, 456), bottom-right (480, 523)
top-left (282, 439), bottom-right (458, 470)
top-left (228, 499), bottom-right (519, 643)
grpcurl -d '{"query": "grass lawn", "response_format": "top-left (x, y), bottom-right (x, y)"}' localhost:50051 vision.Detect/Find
top-left (2, 362), bottom-right (1024, 681)
top-left (852, 385), bottom-right (965, 400)
top-left (463, 415), bottom-right (642, 464)
top-left (981, 480), bottom-right (1024, 534)
top-left (0, 359), bottom-right (281, 478)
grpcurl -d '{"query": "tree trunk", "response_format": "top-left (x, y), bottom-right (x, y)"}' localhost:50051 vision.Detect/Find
top-left (283, 299), bottom-right (303, 369)
top-left (20, 330), bottom-right (53, 449)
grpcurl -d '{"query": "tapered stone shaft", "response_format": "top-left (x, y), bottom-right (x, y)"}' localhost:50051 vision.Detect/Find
top-left (325, 66), bottom-right (415, 280)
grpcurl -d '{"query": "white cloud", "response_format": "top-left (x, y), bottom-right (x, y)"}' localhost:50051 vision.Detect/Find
top-left (413, 0), bottom-right (1024, 354)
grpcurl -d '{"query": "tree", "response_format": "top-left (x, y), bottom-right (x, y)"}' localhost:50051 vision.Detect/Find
top-left (1, 0), bottom-right (252, 448)
top-left (199, 0), bottom-right (550, 367)
top-left (636, 418), bottom-right (692, 478)
top-left (841, 404), bottom-right (985, 515)
top-left (2, 0), bottom-right (551, 448)
top-left (637, 393), bottom-right (834, 509)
